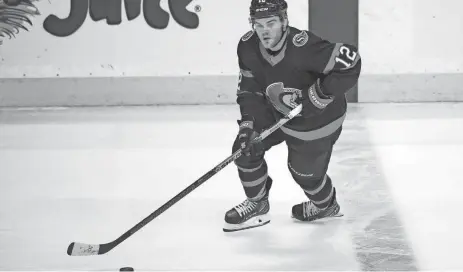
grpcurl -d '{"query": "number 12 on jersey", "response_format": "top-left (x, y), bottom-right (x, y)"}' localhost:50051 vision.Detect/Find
top-left (334, 45), bottom-right (358, 69)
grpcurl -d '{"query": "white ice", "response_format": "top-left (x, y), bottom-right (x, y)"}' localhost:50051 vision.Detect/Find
top-left (0, 103), bottom-right (462, 271)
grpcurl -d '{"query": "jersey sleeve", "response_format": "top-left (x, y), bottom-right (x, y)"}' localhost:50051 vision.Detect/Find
top-left (235, 40), bottom-right (269, 131)
top-left (302, 32), bottom-right (362, 98)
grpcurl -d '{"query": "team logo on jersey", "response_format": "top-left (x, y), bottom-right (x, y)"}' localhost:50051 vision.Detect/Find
top-left (292, 31), bottom-right (309, 47)
top-left (265, 82), bottom-right (302, 116)
top-left (241, 30), bottom-right (255, 41)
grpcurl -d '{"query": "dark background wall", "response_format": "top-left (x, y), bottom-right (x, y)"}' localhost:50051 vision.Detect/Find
top-left (309, 0), bottom-right (359, 103)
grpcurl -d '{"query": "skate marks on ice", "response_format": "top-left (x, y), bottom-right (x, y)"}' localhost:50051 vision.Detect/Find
top-left (332, 107), bottom-right (418, 271)
top-left (222, 203), bottom-right (359, 271)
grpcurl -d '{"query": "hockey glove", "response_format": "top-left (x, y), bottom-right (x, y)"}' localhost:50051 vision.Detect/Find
top-left (237, 115), bottom-right (265, 157)
top-left (297, 79), bottom-right (334, 118)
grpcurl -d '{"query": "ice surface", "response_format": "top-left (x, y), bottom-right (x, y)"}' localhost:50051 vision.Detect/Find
top-left (0, 103), bottom-right (462, 271)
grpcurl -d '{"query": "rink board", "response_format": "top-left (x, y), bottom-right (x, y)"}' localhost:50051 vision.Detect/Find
top-left (1, 73), bottom-right (462, 107)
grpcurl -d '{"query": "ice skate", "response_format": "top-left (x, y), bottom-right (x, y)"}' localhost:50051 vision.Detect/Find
top-left (223, 197), bottom-right (270, 232)
top-left (223, 174), bottom-right (273, 232)
top-left (292, 187), bottom-right (344, 222)
top-left (223, 195), bottom-right (270, 232)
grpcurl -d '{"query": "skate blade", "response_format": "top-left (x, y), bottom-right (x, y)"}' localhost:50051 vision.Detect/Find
top-left (291, 212), bottom-right (344, 223)
top-left (223, 214), bottom-right (270, 232)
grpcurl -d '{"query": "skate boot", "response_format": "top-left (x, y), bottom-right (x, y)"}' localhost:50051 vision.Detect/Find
top-left (223, 195), bottom-right (270, 232)
top-left (292, 187), bottom-right (343, 222)
top-left (223, 176), bottom-right (273, 232)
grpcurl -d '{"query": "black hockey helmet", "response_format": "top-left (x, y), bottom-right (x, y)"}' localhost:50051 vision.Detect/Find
top-left (249, 0), bottom-right (288, 20)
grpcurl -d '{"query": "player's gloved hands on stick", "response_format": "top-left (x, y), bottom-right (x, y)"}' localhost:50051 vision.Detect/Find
top-left (296, 79), bottom-right (334, 118)
top-left (238, 115), bottom-right (264, 157)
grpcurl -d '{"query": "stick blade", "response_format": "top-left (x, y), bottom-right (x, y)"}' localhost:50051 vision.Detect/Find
top-left (67, 242), bottom-right (100, 256)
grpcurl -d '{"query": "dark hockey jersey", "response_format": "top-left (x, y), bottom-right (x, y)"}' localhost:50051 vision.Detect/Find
top-left (236, 26), bottom-right (362, 141)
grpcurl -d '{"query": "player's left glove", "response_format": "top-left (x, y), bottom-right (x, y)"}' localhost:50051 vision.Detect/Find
top-left (296, 79), bottom-right (334, 118)
top-left (237, 115), bottom-right (265, 157)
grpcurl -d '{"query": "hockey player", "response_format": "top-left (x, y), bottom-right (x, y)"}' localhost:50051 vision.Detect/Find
top-left (223, 0), bottom-right (362, 232)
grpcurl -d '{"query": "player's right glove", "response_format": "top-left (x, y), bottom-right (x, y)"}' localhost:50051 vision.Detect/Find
top-left (237, 115), bottom-right (265, 157)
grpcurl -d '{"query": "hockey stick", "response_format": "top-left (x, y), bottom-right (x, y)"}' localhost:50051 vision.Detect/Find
top-left (67, 104), bottom-right (303, 256)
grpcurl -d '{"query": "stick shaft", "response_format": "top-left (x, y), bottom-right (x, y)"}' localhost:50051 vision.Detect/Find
top-left (111, 104), bottom-right (302, 249)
